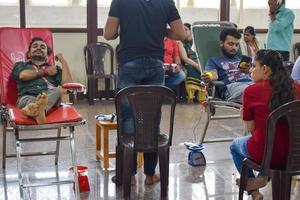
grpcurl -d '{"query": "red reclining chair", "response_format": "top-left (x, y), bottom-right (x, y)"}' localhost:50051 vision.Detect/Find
top-left (0, 28), bottom-right (85, 200)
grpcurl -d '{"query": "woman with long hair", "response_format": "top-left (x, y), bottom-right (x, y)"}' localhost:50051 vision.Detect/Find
top-left (240, 26), bottom-right (263, 58)
top-left (230, 49), bottom-right (300, 199)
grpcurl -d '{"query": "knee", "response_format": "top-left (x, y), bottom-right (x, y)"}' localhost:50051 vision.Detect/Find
top-left (230, 139), bottom-right (238, 154)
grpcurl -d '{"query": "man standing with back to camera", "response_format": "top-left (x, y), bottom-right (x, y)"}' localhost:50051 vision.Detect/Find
top-left (104, 0), bottom-right (185, 185)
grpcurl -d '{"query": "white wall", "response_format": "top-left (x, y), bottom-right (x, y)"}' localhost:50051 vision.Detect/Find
top-left (1, 5), bottom-right (300, 87)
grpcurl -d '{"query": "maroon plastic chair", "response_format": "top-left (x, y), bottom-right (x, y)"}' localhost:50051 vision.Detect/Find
top-left (238, 100), bottom-right (300, 200)
top-left (84, 42), bottom-right (116, 104)
top-left (293, 42), bottom-right (300, 61)
top-left (115, 85), bottom-right (176, 199)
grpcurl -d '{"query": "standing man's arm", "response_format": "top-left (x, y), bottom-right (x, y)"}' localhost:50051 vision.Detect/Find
top-left (166, 19), bottom-right (186, 41)
top-left (104, 0), bottom-right (120, 40)
top-left (104, 17), bottom-right (120, 40)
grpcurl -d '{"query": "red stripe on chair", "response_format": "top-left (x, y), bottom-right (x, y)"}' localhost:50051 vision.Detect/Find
top-left (7, 104), bottom-right (82, 125)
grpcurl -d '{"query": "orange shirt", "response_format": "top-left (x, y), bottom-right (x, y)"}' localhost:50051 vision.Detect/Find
top-left (163, 38), bottom-right (179, 64)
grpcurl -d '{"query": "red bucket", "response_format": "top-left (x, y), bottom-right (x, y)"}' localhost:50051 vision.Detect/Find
top-left (69, 165), bottom-right (90, 193)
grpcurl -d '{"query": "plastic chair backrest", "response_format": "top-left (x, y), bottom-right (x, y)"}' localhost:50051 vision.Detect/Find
top-left (115, 85), bottom-right (176, 152)
top-left (294, 42), bottom-right (300, 61)
top-left (84, 42), bottom-right (114, 76)
top-left (262, 100), bottom-right (300, 172)
top-left (192, 21), bottom-right (235, 73)
top-left (0, 28), bottom-right (54, 105)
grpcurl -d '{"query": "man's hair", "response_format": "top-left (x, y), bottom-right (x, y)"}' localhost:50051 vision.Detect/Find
top-left (220, 28), bottom-right (241, 42)
top-left (184, 23), bottom-right (191, 30)
top-left (27, 37), bottom-right (52, 57)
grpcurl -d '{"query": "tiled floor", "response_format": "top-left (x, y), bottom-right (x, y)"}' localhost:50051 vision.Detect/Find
top-left (0, 101), bottom-right (300, 200)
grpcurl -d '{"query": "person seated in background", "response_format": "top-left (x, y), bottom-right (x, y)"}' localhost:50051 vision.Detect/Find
top-left (291, 56), bottom-right (300, 82)
top-left (240, 26), bottom-right (263, 58)
top-left (178, 23), bottom-right (202, 103)
top-left (203, 28), bottom-right (252, 103)
top-left (163, 37), bottom-right (186, 89)
top-left (230, 49), bottom-right (300, 199)
top-left (12, 37), bottom-right (73, 124)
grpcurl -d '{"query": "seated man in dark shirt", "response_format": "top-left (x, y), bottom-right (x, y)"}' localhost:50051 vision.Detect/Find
top-left (12, 37), bottom-right (73, 124)
top-left (203, 28), bottom-right (252, 103)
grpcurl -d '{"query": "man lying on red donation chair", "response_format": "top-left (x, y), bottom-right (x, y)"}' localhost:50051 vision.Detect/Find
top-left (12, 37), bottom-right (73, 124)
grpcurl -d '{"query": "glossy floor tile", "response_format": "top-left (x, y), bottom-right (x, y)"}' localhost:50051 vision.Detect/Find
top-left (0, 101), bottom-right (300, 200)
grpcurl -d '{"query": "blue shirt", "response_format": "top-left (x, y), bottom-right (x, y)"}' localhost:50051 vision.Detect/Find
top-left (291, 56), bottom-right (300, 82)
top-left (266, 5), bottom-right (295, 52)
top-left (205, 54), bottom-right (252, 86)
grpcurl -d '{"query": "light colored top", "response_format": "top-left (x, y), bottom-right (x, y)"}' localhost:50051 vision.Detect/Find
top-left (291, 56), bottom-right (300, 82)
top-left (240, 39), bottom-right (264, 58)
top-left (266, 5), bottom-right (295, 52)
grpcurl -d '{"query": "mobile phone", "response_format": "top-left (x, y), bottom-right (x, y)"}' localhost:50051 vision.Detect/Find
top-left (238, 55), bottom-right (252, 69)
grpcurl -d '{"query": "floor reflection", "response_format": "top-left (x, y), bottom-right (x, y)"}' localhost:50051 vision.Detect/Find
top-left (0, 101), bottom-right (299, 199)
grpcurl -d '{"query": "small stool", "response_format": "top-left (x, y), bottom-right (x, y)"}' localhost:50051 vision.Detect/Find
top-left (96, 120), bottom-right (143, 170)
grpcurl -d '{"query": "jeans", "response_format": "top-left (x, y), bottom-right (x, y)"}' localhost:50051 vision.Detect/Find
top-left (225, 81), bottom-right (252, 104)
top-left (117, 57), bottom-right (164, 176)
top-left (17, 87), bottom-right (61, 112)
top-left (230, 135), bottom-right (255, 178)
top-left (164, 70), bottom-right (186, 89)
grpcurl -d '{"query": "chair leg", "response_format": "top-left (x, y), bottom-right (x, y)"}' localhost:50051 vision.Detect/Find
top-left (271, 171), bottom-right (291, 200)
top-left (69, 127), bottom-right (80, 200)
top-left (16, 140), bottom-right (24, 199)
top-left (87, 76), bottom-right (95, 105)
top-left (238, 163), bottom-right (249, 200)
top-left (271, 171), bottom-right (281, 200)
top-left (158, 147), bottom-right (170, 198)
top-left (199, 106), bottom-right (211, 144)
top-left (123, 147), bottom-right (133, 199)
top-left (281, 173), bottom-right (291, 200)
top-left (55, 128), bottom-right (61, 165)
top-left (105, 78), bottom-right (110, 100)
top-left (2, 121), bottom-right (7, 169)
top-left (115, 145), bottom-right (123, 186)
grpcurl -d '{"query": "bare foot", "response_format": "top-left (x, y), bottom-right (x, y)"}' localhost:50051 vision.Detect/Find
top-left (236, 176), bottom-right (268, 191)
top-left (111, 175), bottom-right (136, 186)
top-left (250, 190), bottom-right (264, 200)
top-left (131, 176), bottom-right (136, 185)
top-left (34, 93), bottom-right (48, 124)
top-left (21, 103), bottom-right (39, 117)
top-left (187, 99), bottom-right (194, 104)
top-left (144, 174), bottom-right (160, 185)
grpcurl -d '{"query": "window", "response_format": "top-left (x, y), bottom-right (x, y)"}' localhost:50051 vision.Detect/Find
top-left (231, 0), bottom-right (300, 29)
top-left (26, 0), bottom-right (87, 28)
top-left (0, 0), bottom-right (18, 5)
top-left (28, 0), bottom-right (72, 7)
top-left (97, 0), bottom-right (111, 28)
top-left (285, 0), bottom-right (300, 9)
top-left (230, 0), bottom-right (269, 29)
top-left (178, 0), bottom-right (220, 23)
top-left (0, 0), bottom-right (19, 26)
top-left (286, 0), bottom-right (300, 29)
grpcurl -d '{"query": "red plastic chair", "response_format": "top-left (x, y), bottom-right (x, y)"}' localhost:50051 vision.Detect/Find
top-left (0, 27), bottom-right (85, 200)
